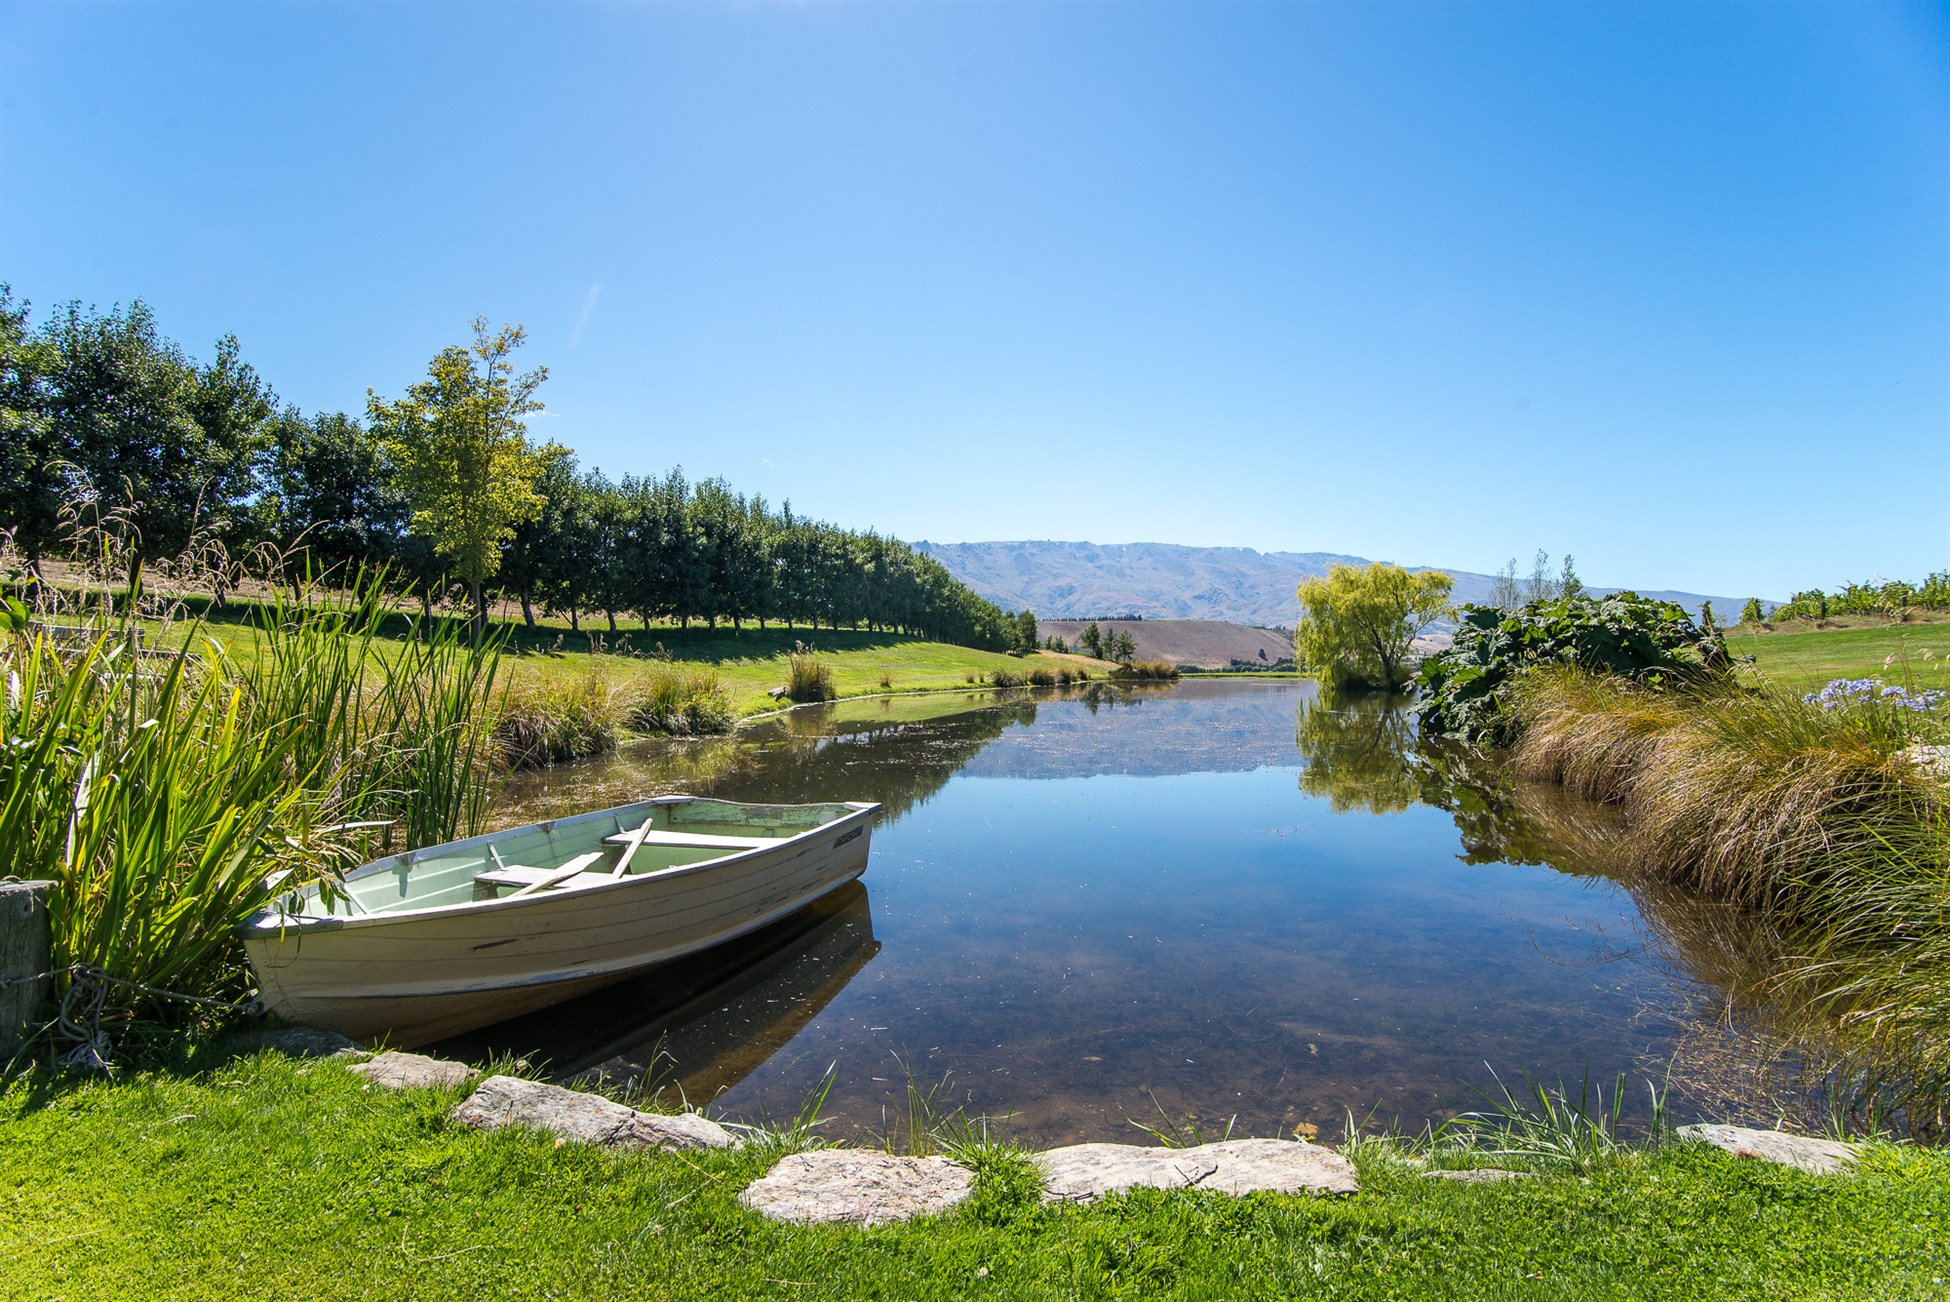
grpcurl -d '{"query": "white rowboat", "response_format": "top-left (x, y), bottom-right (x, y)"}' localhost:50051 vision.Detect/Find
top-left (238, 796), bottom-right (879, 1046)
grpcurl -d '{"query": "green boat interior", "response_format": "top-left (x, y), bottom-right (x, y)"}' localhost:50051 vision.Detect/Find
top-left (284, 799), bottom-right (860, 919)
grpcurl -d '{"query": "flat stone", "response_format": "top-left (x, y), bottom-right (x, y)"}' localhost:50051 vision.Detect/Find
top-left (1037, 1138), bottom-right (1359, 1203)
top-left (350, 1050), bottom-right (477, 1090)
top-left (1677, 1124), bottom-right (1861, 1176)
top-left (1424, 1167), bottom-right (1540, 1184)
top-left (451, 1075), bottom-right (736, 1151)
top-left (739, 1150), bottom-right (975, 1227)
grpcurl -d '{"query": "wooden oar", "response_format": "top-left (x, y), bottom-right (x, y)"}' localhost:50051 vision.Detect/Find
top-left (508, 851), bottom-right (605, 899)
top-left (611, 818), bottom-right (654, 877)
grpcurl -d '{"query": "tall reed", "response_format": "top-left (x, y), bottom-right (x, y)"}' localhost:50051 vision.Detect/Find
top-left (0, 573), bottom-right (505, 1031)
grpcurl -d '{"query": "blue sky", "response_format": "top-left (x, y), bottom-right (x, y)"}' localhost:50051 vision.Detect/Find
top-left (3, 0), bottom-right (1945, 599)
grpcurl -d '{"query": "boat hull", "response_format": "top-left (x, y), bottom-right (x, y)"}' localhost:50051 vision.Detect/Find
top-left (239, 799), bottom-right (877, 1046)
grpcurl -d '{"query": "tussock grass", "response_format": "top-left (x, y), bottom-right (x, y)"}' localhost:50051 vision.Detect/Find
top-left (1507, 667), bottom-right (1945, 910)
top-left (785, 651), bottom-right (834, 703)
top-left (1112, 659), bottom-right (1182, 681)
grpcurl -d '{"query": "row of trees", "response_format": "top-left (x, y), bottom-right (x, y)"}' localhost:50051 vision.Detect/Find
top-left (1765, 573), bottom-right (1950, 623)
top-left (0, 289), bottom-right (1027, 649)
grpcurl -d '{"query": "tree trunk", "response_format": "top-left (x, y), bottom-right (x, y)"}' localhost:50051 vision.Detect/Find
top-left (607, 608), bottom-right (617, 634)
top-left (520, 587), bottom-right (535, 629)
top-left (470, 579), bottom-right (486, 640)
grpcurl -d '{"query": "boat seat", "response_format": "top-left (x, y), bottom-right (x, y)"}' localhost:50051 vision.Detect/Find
top-left (474, 852), bottom-right (607, 894)
top-left (600, 830), bottom-right (774, 850)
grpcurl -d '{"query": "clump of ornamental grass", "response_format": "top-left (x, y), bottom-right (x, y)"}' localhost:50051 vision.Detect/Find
top-left (495, 675), bottom-right (618, 768)
top-left (1112, 659), bottom-right (1182, 681)
top-left (624, 665), bottom-right (734, 736)
top-left (1507, 666), bottom-right (1947, 911)
top-left (986, 668), bottom-right (1022, 688)
top-left (785, 652), bottom-right (834, 703)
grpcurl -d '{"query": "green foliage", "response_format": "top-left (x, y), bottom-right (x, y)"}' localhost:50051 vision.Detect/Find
top-left (367, 319), bottom-right (564, 627)
top-left (1295, 562), bottom-right (1453, 692)
top-left (624, 666), bottom-right (734, 736)
top-left (0, 573), bottom-right (502, 1030)
top-left (1741, 596), bottom-right (1765, 625)
top-left (1416, 592), bottom-right (1734, 741)
top-left (1773, 572), bottom-right (1950, 622)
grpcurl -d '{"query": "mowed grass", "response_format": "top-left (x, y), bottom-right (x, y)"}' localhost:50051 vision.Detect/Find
top-left (1731, 617), bottom-right (1950, 694)
top-left (4, 1050), bottom-right (1948, 1301)
top-left (121, 593), bottom-right (1112, 718)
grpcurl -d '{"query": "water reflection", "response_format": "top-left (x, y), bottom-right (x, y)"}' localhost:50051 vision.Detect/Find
top-left (477, 679), bottom-right (1930, 1144)
top-left (434, 883), bottom-right (880, 1103)
top-left (1293, 688), bottom-right (1421, 816)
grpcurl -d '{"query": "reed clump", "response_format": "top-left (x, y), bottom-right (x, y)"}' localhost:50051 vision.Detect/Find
top-left (624, 665), bottom-right (733, 736)
top-left (786, 652), bottom-right (834, 703)
top-left (1112, 659), bottom-right (1182, 681)
top-left (0, 574), bottom-right (504, 1034)
top-left (1507, 667), bottom-right (1946, 911)
top-left (496, 675), bottom-right (619, 768)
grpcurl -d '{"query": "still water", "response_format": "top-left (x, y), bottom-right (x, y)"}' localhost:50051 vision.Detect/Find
top-left (449, 680), bottom-right (1723, 1145)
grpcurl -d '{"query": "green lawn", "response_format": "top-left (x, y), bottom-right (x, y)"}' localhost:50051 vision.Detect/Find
top-left (119, 593), bottom-right (1112, 718)
top-left (3, 1049), bottom-right (1945, 1301)
top-left (1731, 618), bottom-right (1950, 694)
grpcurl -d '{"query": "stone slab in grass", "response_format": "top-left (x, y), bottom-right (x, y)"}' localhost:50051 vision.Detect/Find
top-left (740, 1151), bottom-right (976, 1227)
top-left (1037, 1138), bottom-right (1359, 1203)
top-left (350, 1051), bottom-right (477, 1091)
top-left (1677, 1124), bottom-right (1861, 1176)
top-left (451, 1075), bottom-right (735, 1152)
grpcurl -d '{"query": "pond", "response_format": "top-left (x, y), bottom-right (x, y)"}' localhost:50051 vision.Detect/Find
top-left (447, 679), bottom-right (1785, 1146)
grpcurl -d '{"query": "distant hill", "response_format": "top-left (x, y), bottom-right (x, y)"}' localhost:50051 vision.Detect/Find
top-left (1038, 619), bottom-right (1293, 670)
top-left (914, 540), bottom-right (1759, 629)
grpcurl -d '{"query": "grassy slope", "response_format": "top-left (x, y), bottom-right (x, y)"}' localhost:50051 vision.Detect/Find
top-left (4, 1052), bottom-right (1947, 1301)
top-left (1730, 616), bottom-right (1950, 694)
top-left (131, 595), bottom-right (1115, 717)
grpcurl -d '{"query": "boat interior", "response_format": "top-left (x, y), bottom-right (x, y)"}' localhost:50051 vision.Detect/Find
top-left (287, 799), bottom-right (860, 920)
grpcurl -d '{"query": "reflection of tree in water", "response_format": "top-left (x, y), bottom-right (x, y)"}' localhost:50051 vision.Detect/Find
top-left (495, 694), bottom-right (1041, 829)
top-left (1292, 688), bottom-right (1421, 815)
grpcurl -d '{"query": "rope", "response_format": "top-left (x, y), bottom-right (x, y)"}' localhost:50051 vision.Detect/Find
top-left (3, 964), bottom-right (263, 1071)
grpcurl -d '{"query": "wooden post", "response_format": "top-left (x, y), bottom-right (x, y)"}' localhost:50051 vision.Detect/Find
top-left (1, 881), bottom-right (54, 1060)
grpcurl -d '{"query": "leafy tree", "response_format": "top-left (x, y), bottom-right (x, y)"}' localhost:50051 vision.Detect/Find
top-left (367, 319), bottom-right (563, 633)
top-left (258, 409), bottom-right (407, 581)
top-left (0, 286), bottom-right (62, 571)
top-left (1740, 597), bottom-right (1765, 626)
top-left (1295, 562), bottom-right (1453, 692)
top-left (40, 300), bottom-right (273, 563)
top-left (1080, 622), bottom-right (1103, 658)
top-left (1109, 629), bottom-right (1138, 662)
top-left (1015, 609), bottom-right (1038, 653)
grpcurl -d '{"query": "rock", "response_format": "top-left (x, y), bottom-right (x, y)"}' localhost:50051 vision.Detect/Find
top-left (451, 1075), bottom-right (736, 1151)
top-left (350, 1050), bottom-right (477, 1091)
top-left (1036, 1138), bottom-right (1359, 1203)
top-left (1903, 744), bottom-right (1950, 782)
top-left (1677, 1123), bottom-right (1861, 1176)
top-left (1424, 1167), bottom-right (1539, 1184)
top-left (739, 1150), bottom-right (975, 1227)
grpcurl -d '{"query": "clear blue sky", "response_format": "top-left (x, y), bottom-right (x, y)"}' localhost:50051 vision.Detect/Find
top-left (3, 0), bottom-right (1945, 599)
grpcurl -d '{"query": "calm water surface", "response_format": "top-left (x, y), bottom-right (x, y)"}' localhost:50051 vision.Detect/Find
top-left (451, 680), bottom-right (1720, 1144)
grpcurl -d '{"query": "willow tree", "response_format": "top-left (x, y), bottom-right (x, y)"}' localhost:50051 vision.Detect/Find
top-left (368, 319), bottom-right (562, 634)
top-left (1295, 562), bottom-right (1453, 692)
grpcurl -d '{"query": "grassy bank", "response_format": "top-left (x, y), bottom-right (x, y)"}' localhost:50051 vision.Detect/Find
top-left (4, 1048), bottom-right (1946, 1300)
top-left (1731, 616), bottom-right (1950, 693)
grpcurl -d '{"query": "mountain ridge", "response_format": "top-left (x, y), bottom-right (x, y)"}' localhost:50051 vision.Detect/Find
top-left (914, 540), bottom-right (1760, 629)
